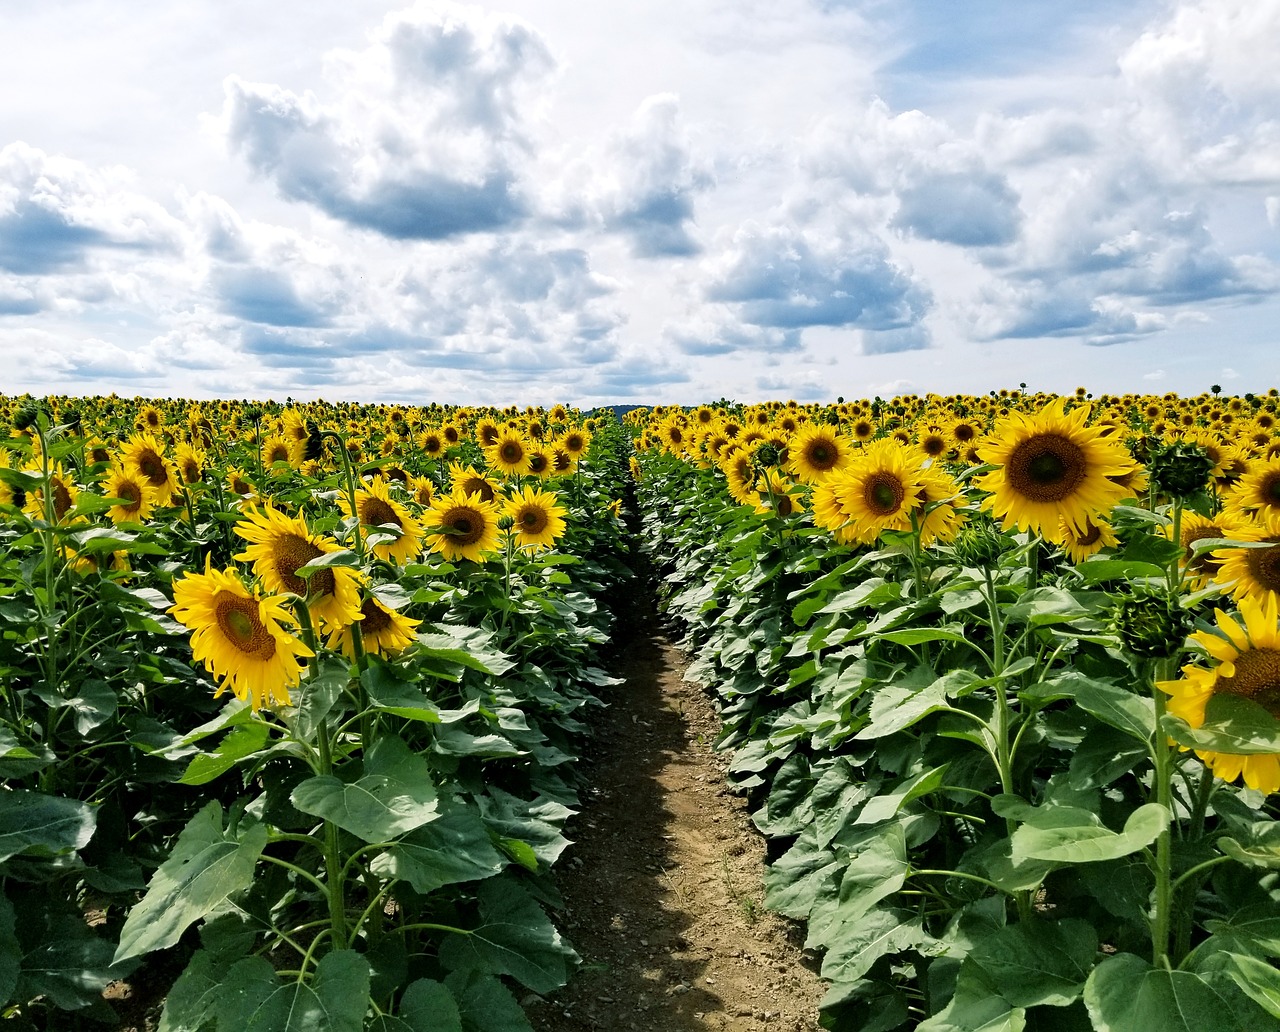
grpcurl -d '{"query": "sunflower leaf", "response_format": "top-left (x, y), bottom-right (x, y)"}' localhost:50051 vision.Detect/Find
top-left (1084, 953), bottom-right (1250, 1032)
top-left (295, 549), bottom-right (360, 574)
top-left (0, 791), bottom-right (96, 862)
top-left (1162, 695), bottom-right (1280, 755)
top-left (114, 802), bottom-right (266, 963)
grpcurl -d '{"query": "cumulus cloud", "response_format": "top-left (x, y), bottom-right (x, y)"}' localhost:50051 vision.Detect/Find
top-left (219, 2), bottom-right (553, 239)
top-left (0, 142), bottom-right (183, 278)
top-left (704, 220), bottom-right (931, 330)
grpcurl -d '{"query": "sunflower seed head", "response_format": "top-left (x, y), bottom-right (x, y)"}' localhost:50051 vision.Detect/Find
top-left (953, 522), bottom-right (1011, 568)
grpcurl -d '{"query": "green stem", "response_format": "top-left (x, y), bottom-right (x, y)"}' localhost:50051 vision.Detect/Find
top-left (327, 430), bottom-right (365, 561)
top-left (1172, 765), bottom-right (1217, 964)
top-left (316, 720), bottom-right (348, 945)
top-left (258, 853), bottom-right (331, 897)
top-left (1150, 656), bottom-right (1176, 967)
top-left (1170, 855), bottom-right (1231, 895)
top-left (912, 869), bottom-right (1009, 895)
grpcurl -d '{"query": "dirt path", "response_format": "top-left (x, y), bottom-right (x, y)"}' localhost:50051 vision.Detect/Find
top-left (528, 610), bottom-right (825, 1032)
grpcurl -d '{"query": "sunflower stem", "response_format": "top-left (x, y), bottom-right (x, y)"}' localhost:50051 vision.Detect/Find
top-left (1172, 764), bottom-right (1217, 964)
top-left (1150, 656), bottom-right (1175, 968)
top-left (326, 430), bottom-right (365, 561)
top-left (315, 719), bottom-right (348, 947)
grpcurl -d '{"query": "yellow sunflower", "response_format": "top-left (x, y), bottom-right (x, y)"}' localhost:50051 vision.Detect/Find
top-left (1226, 456), bottom-right (1280, 520)
top-left (448, 462), bottom-right (498, 503)
top-left (505, 485), bottom-right (568, 551)
top-left (328, 595), bottom-right (420, 660)
top-left (1158, 594), bottom-right (1280, 794)
top-left (169, 561), bottom-right (312, 711)
top-left (487, 431), bottom-right (529, 477)
top-left (340, 477), bottom-right (425, 564)
top-left (233, 506), bottom-right (363, 632)
top-left (754, 470), bottom-right (806, 519)
top-left (475, 418), bottom-right (502, 449)
top-left (827, 439), bottom-right (925, 545)
top-left (226, 467), bottom-right (256, 500)
top-left (409, 475), bottom-right (435, 507)
top-left (428, 488), bottom-right (502, 563)
top-left (524, 444), bottom-right (554, 479)
top-left (174, 442), bottom-right (205, 486)
top-left (1171, 509), bottom-right (1253, 589)
top-left (558, 429), bottom-right (591, 458)
top-left (120, 432), bottom-right (180, 506)
top-left (261, 433), bottom-right (296, 472)
top-left (975, 398), bottom-right (1137, 545)
top-left (102, 464), bottom-right (156, 525)
top-left (810, 480), bottom-right (858, 542)
top-left (1214, 512), bottom-right (1280, 605)
top-left (1059, 516), bottom-right (1119, 564)
top-left (915, 465), bottom-right (967, 547)
top-left (21, 463), bottom-right (79, 524)
top-left (722, 447), bottom-right (758, 506)
top-left (787, 424), bottom-right (852, 483)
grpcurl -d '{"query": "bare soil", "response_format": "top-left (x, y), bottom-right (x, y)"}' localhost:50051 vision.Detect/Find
top-left (527, 611), bottom-right (825, 1032)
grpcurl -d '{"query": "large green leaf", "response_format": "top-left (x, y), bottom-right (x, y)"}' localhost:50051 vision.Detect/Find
top-left (1083, 953), bottom-right (1243, 1032)
top-left (819, 907), bottom-right (927, 985)
top-left (370, 809), bottom-right (507, 894)
top-left (445, 971), bottom-right (533, 1032)
top-left (292, 657), bottom-right (351, 741)
top-left (0, 726), bottom-right (54, 779)
top-left (15, 913), bottom-right (126, 1013)
top-left (395, 978), bottom-right (462, 1032)
top-left (249, 950), bottom-right (369, 1032)
top-left (996, 797), bottom-right (1168, 864)
top-left (0, 791), bottom-right (96, 862)
top-left (0, 893), bottom-right (16, 1006)
top-left (114, 802), bottom-right (267, 963)
top-left (1163, 694), bottom-right (1280, 755)
top-left (292, 735), bottom-right (438, 843)
top-left (160, 950), bottom-right (229, 1032)
top-left (918, 969), bottom-right (1026, 1032)
top-left (857, 765), bottom-right (948, 826)
top-left (438, 878), bottom-right (575, 995)
top-left (1218, 821), bottom-right (1280, 869)
top-left (179, 723), bottom-right (271, 786)
top-left (1054, 673), bottom-right (1156, 743)
top-left (854, 680), bottom-right (952, 740)
top-left (965, 919), bottom-right (1096, 1008)
top-left (1191, 949), bottom-right (1280, 1020)
top-left (808, 825), bottom-right (908, 950)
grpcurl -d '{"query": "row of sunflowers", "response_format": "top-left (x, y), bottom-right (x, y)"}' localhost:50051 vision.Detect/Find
top-left (0, 393), bottom-right (632, 1030)
top-left (630, 390), bottom-right (1280, 1031)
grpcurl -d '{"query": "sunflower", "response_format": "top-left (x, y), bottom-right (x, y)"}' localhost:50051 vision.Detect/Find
top-left (975, 398), bottom-right (1137, 545)
top-left (1059, 516), bottom-right (1119, 564)
top-left (261, 433), bottom-right (296, 472)
top-left (1214, 513), bottom-right (1280, 605)
top-left (340, 477), bottom-right (424, 564)
top-left (917, 428), bottom-right (950, 462)
top-left (1226, 457), bottom-right (1280, 520)
top-left (1157, 594), bottom-right (1280, 793)
top-left (505, 485), bottom-right (568, 551)
top-left (233, 506), bottom-right (363, 632)
top-left (448, 462), bottom-right (498, 503)
top-left (754, 471), bottom-right (805, 519)
top-left (809, 481), bottom-right (860, 544)
top-left (102, 464), bottom-right (156, 525)
top-left (226, 467), bottom-right (256, 500)
top-left (428, 488), bottom-right (502, 562)
top-left (1171, 509), bottom-right (1253, 589)
top-left (722, 448), bottom-right (758, 506)
top-left (138, 404), bottom-right (164, 431)
top-left (409, 475), bottom-right (435, 507)
top-left (558, 429), bottom-right (591, 458)
top-left (915, 466), bottom-right (967, 547)
top-left (328, 595), bottom-right (421, 660)
top-left (524, 444), bottom-right (554, 479)
top-left (827, 439), bottom-right (925, 545)
top-left (788, 424), bottom-right (851, 483)
top-left (417, 429), bottom-right (446, 458)
top-left (487, 431), bottom-right (528, 477)
top-left (18, 460), bottom-right (79, 523)
top-left (174, 442), bottom-right (205, 486)
top-left (120, 432), bottom-right (180, 506)
top-left (475, 418), bottom-right (502, 449)
top-left (169, 561), bottom-right (312, 711)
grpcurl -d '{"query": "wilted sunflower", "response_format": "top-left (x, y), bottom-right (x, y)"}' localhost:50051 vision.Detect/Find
top-left (1214, 513), bottom-right (1280, 605)
top-left (1158, 594), bottom-right (1280, 794)
top-left (828, 439), bottom-right (925, 545)
top-left (975, 398), bottom-right (1137, 545)
top-left (505, 485), bottom-right (568, 551)
top-left (428, 488), bottom-right (502, 562)
top-left (340, 477), bottom-right (424, 564)
top-left (488, 431), bottom-right (529, 477)
top-left (788, 424), bottom-right (851, 483)
top-left (169, 561), bottom-right (312, 711)
top-left (328, 595), bottom-right (421, 660)
top-left (102, 464), bottom-right (156, 525)
top-left (120, 432), bottom-right (180, 506)
top-left (233, 506), bottom-right (363, 632)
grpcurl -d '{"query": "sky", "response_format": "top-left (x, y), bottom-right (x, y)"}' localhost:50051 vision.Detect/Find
top-left (1, 0), bottom-right (1279, 405)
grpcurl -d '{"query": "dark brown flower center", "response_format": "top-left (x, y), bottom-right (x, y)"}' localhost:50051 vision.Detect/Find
top-left (215, 594), bottom-right (275, 659)
top-left (461, 476), bottom-right (495, 502)
top-left (1262, 471), bottom-right (1280, 506)
top-left (1245, 540), bottom-right (1280, 593)
top-left (274, 534), bottom-right (330, 596)
top-left (137, 450), bottom-right (168, 487)
top-left (52, 478), bottom-right (74, 521)
top-left (1074, 521), bottom-right (1103, 548)
top-left (1183, 526), bottom-right (1228, 574)
top-left (1006, 434), bottom-right (1087, 502)
top-left (360, 598), bottom-right (392, 634)
top-left (923, 435), bottom-right (947, 456)
top-left (118, 480), bottom-right (142, 512)
top-left (517, 506), bottom-right (548, 534)
top-left (1216, 647), bottom-right (1280, 717)
top-left (359, 498), bottom-right (400, 528)
top-left (865, 473), bottom-right (905, 516)
top-left (500, 442), bottom-right (524, 464)
top-left (527, 454), bottom-right (549, 474)
top-left (443, 506), bottom-right (484, 545)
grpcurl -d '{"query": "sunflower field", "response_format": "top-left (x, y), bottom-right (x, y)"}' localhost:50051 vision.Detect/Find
top-left (631, 389), bottom-right (1280, 1031)
top-left (0, 395), bottom-right (631, 1029)
top-left (4, 387), bottom-right (1280, 1031)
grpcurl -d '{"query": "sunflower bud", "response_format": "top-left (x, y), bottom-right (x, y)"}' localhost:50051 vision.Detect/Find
top-left (1148, 440), bottom-right (1213, 501)
top-left (243, 405), bottom-right (264, 424)
top-left (753, 442), bottom-right (782, 472)
top-left (1113, 588), bottom-right (1192, 659)
top-left (953, 523), bottom-right (1011, 568)
top-left (13, 402), bottom-right (44, 432)
top-left (497, 514), bottom-right (515, 531)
